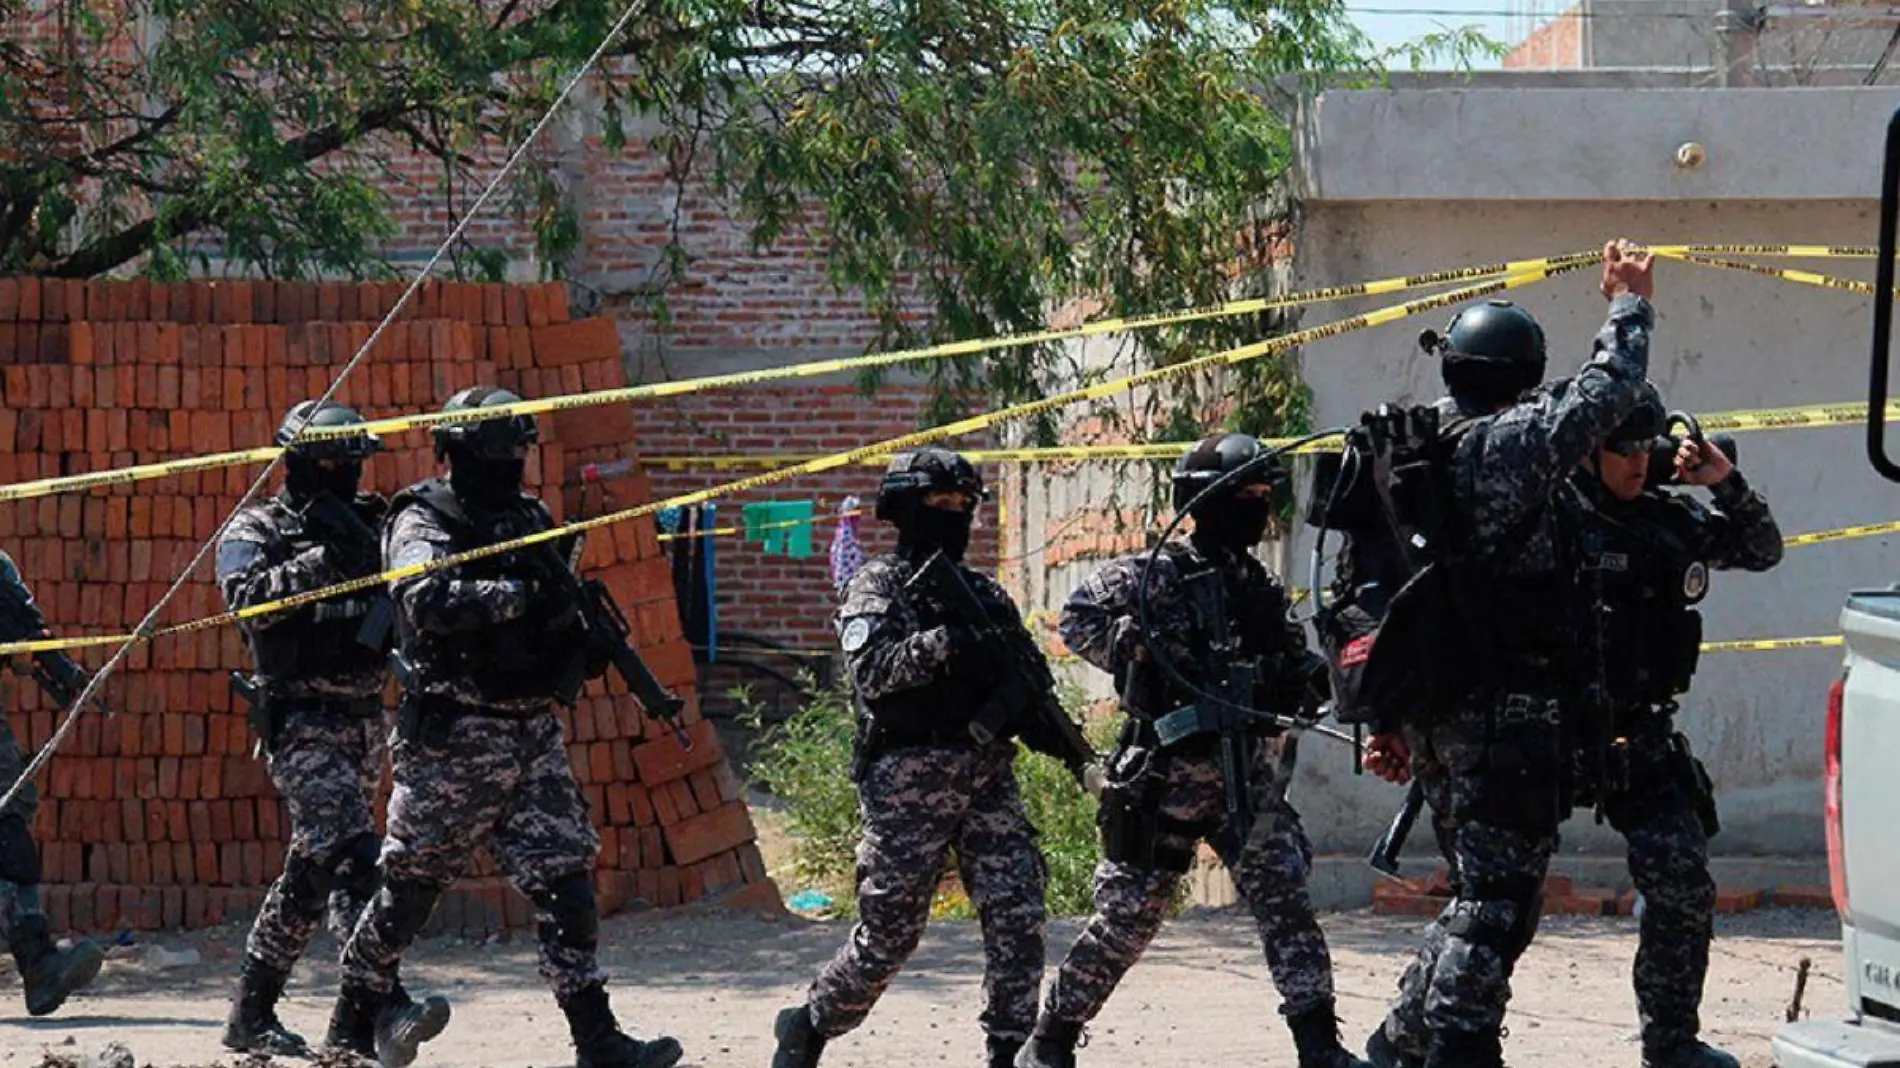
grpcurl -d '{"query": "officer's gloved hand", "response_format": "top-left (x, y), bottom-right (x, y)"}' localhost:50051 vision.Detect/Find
top-left (526, 579), bottom-right (582, 632)
top-left (939, 623), bottom-right (994, 674)
top-left (324, 538), bottom-right (382, 578)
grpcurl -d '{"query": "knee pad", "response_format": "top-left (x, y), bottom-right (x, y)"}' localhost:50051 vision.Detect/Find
top-left (329, 832), bottom-right (383, 902)
top-left (371, 878), bottom-right (444, 945)
top-left (531, 872), bottom-right (598, 953)
top-left (0, 817), bottom-right (40, 887)
top-left (1442, 873), bottom-right (1542, 958)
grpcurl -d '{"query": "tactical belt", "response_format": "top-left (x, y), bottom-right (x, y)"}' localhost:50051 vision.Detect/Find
top-left (273, 693), bottom-right (384, 718)
top-left (407, 692), bottom-right (549, 722)
top-left (872, 722), bottom-right (977, 751)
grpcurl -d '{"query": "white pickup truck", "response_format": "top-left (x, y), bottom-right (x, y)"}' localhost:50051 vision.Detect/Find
top-left (1770, 109), bottom-right (1900, 1068)
top-left (1771, 597), bottom-right (1900, 1067)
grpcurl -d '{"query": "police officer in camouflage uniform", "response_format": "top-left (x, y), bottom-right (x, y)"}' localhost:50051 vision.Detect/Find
top-left (0, 553), bottom-right (105, 1017)
top-left (1017, 433), bottom-right (1366, 1068)
top-left (330, 387), bottom-right (682, 1068)
top-left (218, 400), bottom-right (396, 1055)
top-left (772, 447), bottom-right (1049, 1068)
top-left (1361, 241), bottom-right (1661, 1068)
top-left (1566, 390), bottom-right (1781, 1068)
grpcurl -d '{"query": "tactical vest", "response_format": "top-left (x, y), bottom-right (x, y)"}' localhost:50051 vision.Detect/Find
top-left (1117, 541), bottom-right (1296, 730)
top-left (388, 479), bottom-right (582, 703)
top-left (246, 495), bottom-right (393, 685)
top-left (1577, 489), bottom-right (1706, 708)
top-left (854, 555), bottom-right (1002, 745)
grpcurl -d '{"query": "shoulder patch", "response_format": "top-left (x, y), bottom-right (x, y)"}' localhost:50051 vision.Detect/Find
top-left (839, 616), bottom-right (876, 653)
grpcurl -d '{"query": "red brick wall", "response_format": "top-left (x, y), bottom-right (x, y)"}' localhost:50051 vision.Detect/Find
top-left (1505, 7), bottom-right (1587, 68)
top-left (637, 384), bottom-right (1002, 658)
top-left (0, 276), bottom-right (778, 934)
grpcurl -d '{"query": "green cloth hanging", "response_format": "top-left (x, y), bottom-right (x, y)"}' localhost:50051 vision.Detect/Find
top-left (742, 500), bottom-right (816, 558)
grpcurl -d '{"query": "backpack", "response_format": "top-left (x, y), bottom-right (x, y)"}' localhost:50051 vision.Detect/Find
top-left (1306, 404), bottom-right (1477, 727)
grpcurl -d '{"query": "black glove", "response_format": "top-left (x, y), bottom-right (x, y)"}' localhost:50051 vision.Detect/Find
top-left (940, 624), bottom-right (994, 674)
top-left (526, 578), bottom-right (583, 632)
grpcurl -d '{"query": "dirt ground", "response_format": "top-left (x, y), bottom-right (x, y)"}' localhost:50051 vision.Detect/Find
top-left (0, 905), bottom-right (1839, 1068)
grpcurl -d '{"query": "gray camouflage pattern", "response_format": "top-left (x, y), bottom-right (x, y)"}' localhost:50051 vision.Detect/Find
top-left (806, 743), bottom-right (1047, 1041)
top-left (1620, 772), bottom-right (1715, 1053)
top-left (835, 554), bottom-right (1026, 698)
top-left (1056, 538), bottom-right (1305, 716)
top-left (0, 552), bottom-right (47, 938)
top-left (1379, 293), bottom-right (1657, 1051)
top-left (1574, 466), bottom-right (1778, 1054)
top-left (1043, 735), bottom-right (1333, 1025)
top-left (383, 497), bottom-right (551, 713)
top-left (217, 495), bottom-right (387, 698)
top-left (1453, 292), bottom-right (1655, 575)
top-left (1381, 706), bottom-right (1558, 1055)
top-left (340, 711), bottom-right (602, 998)
top-left (245, 705), bottom-right (386, 973)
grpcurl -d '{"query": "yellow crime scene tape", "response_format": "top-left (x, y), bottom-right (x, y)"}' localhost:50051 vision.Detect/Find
top-left (1658, 250), bottom-right (1887, 298)
top-left (0, 262), bottom-right (1589, 657)
top-left (0, 250), bottom-right (1602, 505)
top-left (1702, 635), bottom-right (1844, 654)
top-left (1648, 244), bottom-right (1877, 258)
top-left (645, 399), bottom-right (1900, 470)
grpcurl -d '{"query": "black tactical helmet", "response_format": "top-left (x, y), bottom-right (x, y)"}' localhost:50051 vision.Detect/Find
top-left (275, 400), bottom-right (383, 462)
top-left (1171, 432), bottom-right (1279, 513)
top-left (431, 386), bottom-right (539, 462)
top-left (1605, 380), bottom-right (1668, 452)
top-left (1421, 300), bottom-right (1548, 368)
top-left (874, 447), bottom-right (986, 522)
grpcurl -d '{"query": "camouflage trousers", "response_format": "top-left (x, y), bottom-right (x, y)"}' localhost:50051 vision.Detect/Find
top-left (1380, 700), bottom-right (1562, 1053)
top-left (340, 709), bottom-right (603, 999)
top-left (1043, 732), bottom-right (1334, 1026)
top-left (0, 712), bottom-right (42, 940)
top-left (1599, 723), bottom-right (1718, 1053)
top-left (806, 743), bottom-right (1047, 1041)
top-left (245, 703), bottom-right (386, 973)
top-left (1382, 710), bottom-right (1718, 1056)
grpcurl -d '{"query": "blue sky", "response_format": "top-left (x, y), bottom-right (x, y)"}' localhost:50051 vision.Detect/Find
top-left (1347, 0), bottom-right (1527, 67)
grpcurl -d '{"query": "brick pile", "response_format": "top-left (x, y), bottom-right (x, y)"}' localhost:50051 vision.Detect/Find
top-left (1371, 868), bottom-right (1837, 918)
top-left (0, 275), bottom-right (779, 936)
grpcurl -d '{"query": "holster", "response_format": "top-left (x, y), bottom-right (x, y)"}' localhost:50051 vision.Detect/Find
top-left (396, 693), bottom-right (459, 750)
top-left (1670, 732), bottom-right (1722, 839)
top-left (230, 672), bottom-right (281, 755)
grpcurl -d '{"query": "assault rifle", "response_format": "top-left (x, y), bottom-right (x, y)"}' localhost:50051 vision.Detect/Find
top-left (905, 550), bottom-right (1099, 788)
top-left (0, 584), bottom-right (109, 716)
top-left (1368, 779), bottom-right (1426, 880)
top-left (539, 531), bottom-right (690, 749)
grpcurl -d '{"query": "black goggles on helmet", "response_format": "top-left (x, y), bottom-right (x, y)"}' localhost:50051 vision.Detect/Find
top-left (440, 413), bottom-right (539, 459)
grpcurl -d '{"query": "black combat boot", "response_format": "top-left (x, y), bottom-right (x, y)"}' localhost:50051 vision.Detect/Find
top-left (221, 954), bottom-right (310, 1056)
top-left (987, 1034), bottom-right (1025, 1068)
top-left (324, 981), bottom-right (382, 1058)
top-left (1642, 1040), bottom-right (1741, 1068)
top-left (1014, 1019), bottom-right (1082, 1068)
top-left (1422, 1029), bottom-right (1506, 1068)
top-left (561, 982), bottom-right (683, 1068)
top-left (772, 1004), bottom-right (826, 1068)
top-left (1287, 1002), bottom-right (1375, 1068)
top-left (1365, 1023), bottom-right (1424, 1068)
top-left (7, 913), bottom-right (104, 1017)
top-left (373, 982), bottom-right (452, 1068)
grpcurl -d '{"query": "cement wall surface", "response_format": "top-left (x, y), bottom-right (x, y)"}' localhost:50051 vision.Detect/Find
top-left (1286, 86), bottom-right (1900, 858)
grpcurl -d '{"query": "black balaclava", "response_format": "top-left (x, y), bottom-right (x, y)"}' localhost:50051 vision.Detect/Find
top-left (449, 447), bottom-right (526, 511)
top-left (898, 503), bottom-right (975, 563)
top-left (285, 456), bottom-right (363, 504)
top-left (1191, 489), bottom-right (1271, 553)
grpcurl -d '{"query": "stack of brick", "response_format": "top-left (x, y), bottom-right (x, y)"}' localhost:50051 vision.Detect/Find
top-left (0, 276), bottom-right (779, 937)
